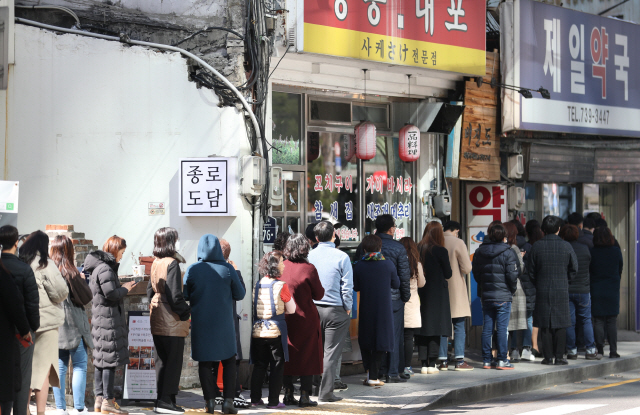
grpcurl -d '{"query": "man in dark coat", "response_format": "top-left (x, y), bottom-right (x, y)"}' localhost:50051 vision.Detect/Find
top-left (355, 214), bottom-right (411, 383)
top-left (577, 217), bottom-right (595, 248)
top-left (0, 225), bottom-right (40, 415)
top-left (0, 261), bottom-right (32, 415)
top-left (526, 216), bottom-right (577, 365)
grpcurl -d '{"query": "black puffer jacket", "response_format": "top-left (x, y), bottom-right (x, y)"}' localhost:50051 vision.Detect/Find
top-left (472, 241), bottom-right (518, 302)
top-left (568, 240), bottom-right (591, 294)
top-left (577, 230), bottom-right (594, 248)
top-left (356, 233), bottom-right (411, 302)
top-left (2, 252), bottom-right (40, 332)
top-left (84, 251), bottom-right (129, 368)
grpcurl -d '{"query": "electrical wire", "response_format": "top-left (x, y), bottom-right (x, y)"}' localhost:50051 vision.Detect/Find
top-left (267, 45), bottom-right (290, 81)
top-left (16, 4), bottom-right (81, 27)
top-left (172, 26), bottom-right (244, 47)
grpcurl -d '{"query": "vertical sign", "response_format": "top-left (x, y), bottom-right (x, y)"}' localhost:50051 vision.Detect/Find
top-left (0, 180), bottom-right (19, 227)
top-left (123, 311), bottom-right (156, 400)
top-left (459, 51), bottom-right (500, 181)
top-left (466, 183), bottom-right (507, 227)
top-left (179, 158), bottom-right (237, 216)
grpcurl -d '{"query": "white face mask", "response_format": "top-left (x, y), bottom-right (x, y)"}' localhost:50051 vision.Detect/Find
top-left (175, 240), bottom-right (181, 251)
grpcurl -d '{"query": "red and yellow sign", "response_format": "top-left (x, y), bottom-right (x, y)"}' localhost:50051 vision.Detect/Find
top-left (303, 0), bottom-right (486, 75)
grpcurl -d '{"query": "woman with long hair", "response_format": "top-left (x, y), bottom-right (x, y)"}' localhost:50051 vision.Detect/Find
top-left (415, 222), bottom-right (452, 374)
top-left (503, 222), bottom-right (527, 363)
top-left (84, 235), bottom-right (136, 414)
top-left (50, 235), bottom-right (94, 415)
top-left (400, 237), bottom-right (425, 376)
top-left (148, 228), bottom-right (191, 414)
top-left (281, 234), bottom-right (324, 407)
top-left (523, 220), bottom-right (543, 358)
top-left (20, 231), bottom-right (69, 415)
top-left (590, 226), bottom-right (623, 358)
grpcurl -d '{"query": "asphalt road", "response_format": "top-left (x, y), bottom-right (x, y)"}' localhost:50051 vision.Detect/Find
top-left (424, 368), bottom-right (640, 415)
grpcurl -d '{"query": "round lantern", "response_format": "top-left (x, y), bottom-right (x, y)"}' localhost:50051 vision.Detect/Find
top-left (355, 121), bottom-right (377, 160)
top-left (398, 123), bottom-right (420, 162)
top-left (342, 134), bottom-right (356, 162)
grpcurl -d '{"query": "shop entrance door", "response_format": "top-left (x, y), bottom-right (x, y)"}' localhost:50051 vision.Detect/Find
top-left (272, 171), bottom-right (306, 236)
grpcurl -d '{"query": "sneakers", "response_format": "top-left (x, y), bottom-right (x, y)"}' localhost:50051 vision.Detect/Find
top-left (483, 361), bottom-right (493, 369)
top-left (214, 397), bottom-right (224, 406)
top-left (266, 402), bottom-right (286, 409)
top-left (101, 399), bottom-right (128, 415)
top-left (496, 360), bottom-right (515, 370)
top-left (55, 409), bottom-right (69, 415)
top-left (554, 358), bottom-right (569, 365)
top-left (334, 381), bottom-right (348, 391)
top-left (454, 361), bottom-right (474, 371)
top-left (154, 400), bottom-right (185, 414)
top-left (586, 353), bottom-right (602, 360)
top-left (510, 349), bottom-right (521, 363)
top-left (426, 364), bottom-right (439, 374)
top-left (420, 366), bottom-right (429, 374)
top-left (438, 361), bottom-right (449, 371)
top-left (521, 347), bottom-right (536, 362)
top-left (365, 379), bottom-right (385, 386)
top-left (74, 409), bottom-right (89, 415)
top-left (567, 353), bottom-right (578, 360)
top-left (95, 396), bottom-right (104, 413)
top-left (404, 367), bottom-right (414, 376)
top-left (387, 375), bottom-right (407, 383)
top-left (318, 394), bottom-right (342, 403)
top-left (233, 396), bottom-right (251, 409)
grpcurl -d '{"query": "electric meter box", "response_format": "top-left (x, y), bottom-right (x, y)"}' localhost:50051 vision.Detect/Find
top-left (434, 194), bottom-right (451, 217)
top-left (270, 167), bottom-right (283, 206)
top-left (241, 155), bottom-right (266, 196)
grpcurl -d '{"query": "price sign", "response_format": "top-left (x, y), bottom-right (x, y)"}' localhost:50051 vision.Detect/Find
top-left (263, 216), bottom-right (277, 244)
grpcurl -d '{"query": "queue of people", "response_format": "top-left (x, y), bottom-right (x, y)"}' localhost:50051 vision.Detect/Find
top-left (0, 210), bottom-right (624, 415)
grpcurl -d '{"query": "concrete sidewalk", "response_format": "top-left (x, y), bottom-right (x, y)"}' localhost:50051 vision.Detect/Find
top-left (112, 340), bottom-right (640, 415)
top-left (38, 337), bottom-right (640, 415)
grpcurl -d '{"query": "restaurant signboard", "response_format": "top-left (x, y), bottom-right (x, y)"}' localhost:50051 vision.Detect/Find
top-left (300, 0), bottom-right (486, 75)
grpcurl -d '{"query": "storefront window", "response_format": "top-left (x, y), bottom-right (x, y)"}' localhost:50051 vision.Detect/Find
top-left (543, 183), bottom-right (577, 220)
top-left (272, 92), bottom-right (302, 165)
top-left (363, 136), bottom-right (414, 240)
top-left (307, 132), bottom-right (360, 241)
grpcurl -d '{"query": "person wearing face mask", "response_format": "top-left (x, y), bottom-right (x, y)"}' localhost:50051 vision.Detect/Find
top-left (84, 236), bottom-right (136, 414)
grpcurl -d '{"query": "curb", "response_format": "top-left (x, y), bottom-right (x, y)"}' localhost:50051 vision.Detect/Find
top-left (423, 353), bottom-right (640, 411)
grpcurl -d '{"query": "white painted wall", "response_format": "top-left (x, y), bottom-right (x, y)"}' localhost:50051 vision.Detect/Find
top-left (1, 24), bottom-right (254, 355)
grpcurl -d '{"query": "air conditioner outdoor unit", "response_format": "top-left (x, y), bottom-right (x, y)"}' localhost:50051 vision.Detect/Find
top-left (508, 187), bottom-right (526, 210)
top-left (508, 154), bottom-right (524, 179)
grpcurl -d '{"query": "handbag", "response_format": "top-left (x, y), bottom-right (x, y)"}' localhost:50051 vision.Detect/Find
top-left (67, 271), bottom-right (93, 307)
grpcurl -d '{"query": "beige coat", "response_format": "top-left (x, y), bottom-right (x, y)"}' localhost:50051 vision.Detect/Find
top-left (30, 255), bottom-right (68, 390)
top-left (444, 232), bottom-right (473, 318)
top-left (403, 265), bottom-right (426, 328)
top-left (31, 255), bottom-right (68, 332)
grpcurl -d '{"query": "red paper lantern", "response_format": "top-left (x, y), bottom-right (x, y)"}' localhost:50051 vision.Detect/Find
top-left (342, 134), bottom-right (356, 162)
top-left (373, 170), bottom-right (388, 187)
top-left (355, 121), bottom-right (376, 160)
top-left (399, 124), bottom-right (420, 162)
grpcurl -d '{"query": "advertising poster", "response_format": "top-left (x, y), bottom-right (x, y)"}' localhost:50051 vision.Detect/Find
top-left (123, 311), bottom-right (156, 400)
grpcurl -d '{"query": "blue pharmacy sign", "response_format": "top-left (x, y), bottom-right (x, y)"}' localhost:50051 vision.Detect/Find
top-left (501, 0), bottom-right (640, 137)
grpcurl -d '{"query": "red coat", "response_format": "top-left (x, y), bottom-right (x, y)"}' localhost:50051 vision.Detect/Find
top-left (281, 260), bottom-right (325, 376)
